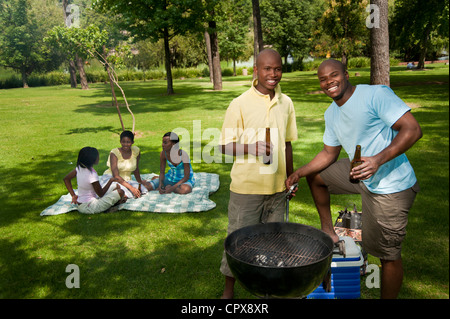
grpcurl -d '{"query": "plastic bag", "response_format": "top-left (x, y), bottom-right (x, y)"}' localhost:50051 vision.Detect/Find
top-left (334, 204), bottom-right (362, 243)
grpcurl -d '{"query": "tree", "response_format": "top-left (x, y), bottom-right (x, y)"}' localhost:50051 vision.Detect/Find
top-left (321, 0), bottom-right (369, 68)
top-left (208, 18), bottom-right (222, 90)
top-left (45, 25), bottom-right (108, 90)
top-left (370, 0), bottom-right (390, 86)
top-left (203, 1), bottom-right (223, 91)
top-left (62, 0), bottom-right (77, 88)
top-left (391, 0), bottom-right (449, 69)
top-left (93, 0), bottom-right (207, 95)
top-left (217, 0), bottom-right (252, 76)
top-left (125, 39), bottom-right (163, 79)
top-left (0, 0), bottom-right (62, 87)
top-left (260, 0), bottom-right (316, 66)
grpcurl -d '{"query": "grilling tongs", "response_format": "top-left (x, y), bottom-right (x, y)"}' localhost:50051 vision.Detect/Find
top-left (284, 183), bottom-right (298, 222)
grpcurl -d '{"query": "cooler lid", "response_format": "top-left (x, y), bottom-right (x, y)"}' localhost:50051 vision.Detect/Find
top-left (332, 236), bottom-right (361, 260)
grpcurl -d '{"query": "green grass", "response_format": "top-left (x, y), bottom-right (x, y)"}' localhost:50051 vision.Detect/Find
top-left (0, 64), bottom-right (448, 299)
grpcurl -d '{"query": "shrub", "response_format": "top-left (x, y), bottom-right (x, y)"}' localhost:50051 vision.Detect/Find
top-left (172, 68), bottom-right (202, 79)
top-left (86, 70), bottom-right (108, 83)
top-left (347, 57), bottom-right (371, 68)
top-left (303, 59), bottom-right (325, 71)
top-left (0, 75), bottom-right (22, 89)
top-left (222, 68), bottom-right (234, 76)
top-left (144, 69), bottom-right (165, 80)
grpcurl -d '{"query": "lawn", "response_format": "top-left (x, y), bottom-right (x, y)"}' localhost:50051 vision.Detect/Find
top-left (0, 64), bottom-right (448, 300)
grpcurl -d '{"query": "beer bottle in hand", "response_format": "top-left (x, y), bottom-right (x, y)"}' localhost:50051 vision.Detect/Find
top-left (349, 145), bottom-right (363, 183)
top-left (263, 127), bottom-right (272, 165)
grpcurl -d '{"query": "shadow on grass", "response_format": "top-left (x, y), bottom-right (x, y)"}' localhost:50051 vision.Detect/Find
top-left (71, 80), bottom-right (249, 117)
top-left (0, 217), bottom-right (229, 298)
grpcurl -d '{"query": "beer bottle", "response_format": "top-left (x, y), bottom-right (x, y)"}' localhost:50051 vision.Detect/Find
top-left (263, 127), bottom-right (272, 165)
top-left (349, 145), bottom-right (363, 183)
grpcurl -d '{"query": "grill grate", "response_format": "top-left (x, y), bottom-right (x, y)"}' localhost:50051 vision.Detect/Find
top-left (229, 232), bottom-right (330, 267)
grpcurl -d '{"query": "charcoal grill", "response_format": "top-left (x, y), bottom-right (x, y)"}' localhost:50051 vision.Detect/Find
top-left (224, 186), bottom-right (334, 298)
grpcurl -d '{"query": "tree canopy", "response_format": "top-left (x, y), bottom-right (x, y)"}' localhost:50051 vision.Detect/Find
top-left (391, 0), bottom-right (449, 68)
top-left (93, 0), bottom-right (214, 94)
top-left (0, 0), bottom-right (62, 87)
top-left (260, 0), bottom-right (318, 64)
top-left (1, 0), bottom-right (448, 89)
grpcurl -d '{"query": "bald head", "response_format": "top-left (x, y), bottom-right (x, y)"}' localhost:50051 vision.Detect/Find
top-left (255, 49), bottom-right (282, 67)
top-left (318, 59), bottom-right (346, 74)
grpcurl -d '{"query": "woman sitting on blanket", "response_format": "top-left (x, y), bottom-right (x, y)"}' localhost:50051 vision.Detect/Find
top-left (103, 130), bottom-right (152, 199)
top-left (148, 132), bottom-right (195, 194)
top-left (63, 147), bottom-right (126, 214)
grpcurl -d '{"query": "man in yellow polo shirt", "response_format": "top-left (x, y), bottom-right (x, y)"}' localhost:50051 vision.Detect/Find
top-left (218, 48), bottom-right (298, 298)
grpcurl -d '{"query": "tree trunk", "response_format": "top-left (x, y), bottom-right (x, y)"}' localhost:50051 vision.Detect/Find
top-left (75, 54), bottom-right (89, 90)
top-left (63, 0), bottom-right (77, 88)
top-left (209, 20), bottom-right (222, 91)
top-left (163, 27), bottom-right (174, 95)
top-left (341, 53), bottom-right (348, 69)
top-left (370, 0), bottom-right (390, 86)
top-left (417, 23), bottom-right (432, 70)
top-left (69, 60), bottom-right (77, 88)
top-left (252, 0), bottom-right (264, 79)
top-left (204, 31), bottom-right (213, 83)
top-left (252, 0), bottom-right (264, 52)
top-left (21, 70), bottom-right (29, 88)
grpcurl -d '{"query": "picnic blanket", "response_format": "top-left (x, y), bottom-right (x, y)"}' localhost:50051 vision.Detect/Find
top-left (40, 172), bottom-right (220, 216)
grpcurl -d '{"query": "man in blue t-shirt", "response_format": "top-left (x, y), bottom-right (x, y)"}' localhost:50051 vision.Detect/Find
top-left (286, 59), bottom-right (422, 299)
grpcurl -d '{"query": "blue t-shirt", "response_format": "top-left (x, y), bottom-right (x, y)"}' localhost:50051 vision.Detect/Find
top-left (323, 85), bottom-right (417, 194)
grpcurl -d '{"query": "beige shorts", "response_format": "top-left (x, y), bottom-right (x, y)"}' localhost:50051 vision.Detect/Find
top-left (77, 185), bottom-right (122, 214)
top-left (220, 191), bottom-right (286, 277)
top-left (320, 159), bottom-right (419, 260)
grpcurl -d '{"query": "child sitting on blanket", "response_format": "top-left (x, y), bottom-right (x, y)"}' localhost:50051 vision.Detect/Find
top-left (103, 130), bottom-right (152, 199)
top-left (148, 132), bottom-right (195, 194)
top-left (63, 147), bottom-right (126, 214)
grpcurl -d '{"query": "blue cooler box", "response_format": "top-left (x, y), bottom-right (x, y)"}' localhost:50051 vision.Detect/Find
top-left (308, 236), bottom-right (363, 299)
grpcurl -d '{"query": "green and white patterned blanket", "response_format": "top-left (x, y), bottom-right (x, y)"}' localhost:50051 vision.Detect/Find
top-left (40, 172), bottom-right (220, 216)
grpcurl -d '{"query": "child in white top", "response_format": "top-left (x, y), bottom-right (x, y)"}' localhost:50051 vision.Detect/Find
top-left (64, 147), bottom-right (126, 214)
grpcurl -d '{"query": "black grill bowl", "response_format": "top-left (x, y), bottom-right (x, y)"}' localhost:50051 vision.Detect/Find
top-left (225, 222), bottom-right (334, 299)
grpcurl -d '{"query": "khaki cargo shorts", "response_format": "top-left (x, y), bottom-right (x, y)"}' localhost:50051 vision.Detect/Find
top-left (320, 159), bottom-right (419, 260)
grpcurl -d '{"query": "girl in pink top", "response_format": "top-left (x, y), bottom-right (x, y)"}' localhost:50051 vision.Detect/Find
top-left (64, 147), bottom-right (126, 214)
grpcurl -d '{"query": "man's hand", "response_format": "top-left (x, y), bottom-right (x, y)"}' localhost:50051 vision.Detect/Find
top-left (350, 156), bottom-right (380, 181)
top-left (285, 172), bottom-right (300, 197)
top-left (248, 141), bottom-right (273, 156)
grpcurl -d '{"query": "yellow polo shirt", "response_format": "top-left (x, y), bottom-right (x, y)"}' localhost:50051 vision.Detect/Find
top-left (219, 80), bottom-right (298, 194)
